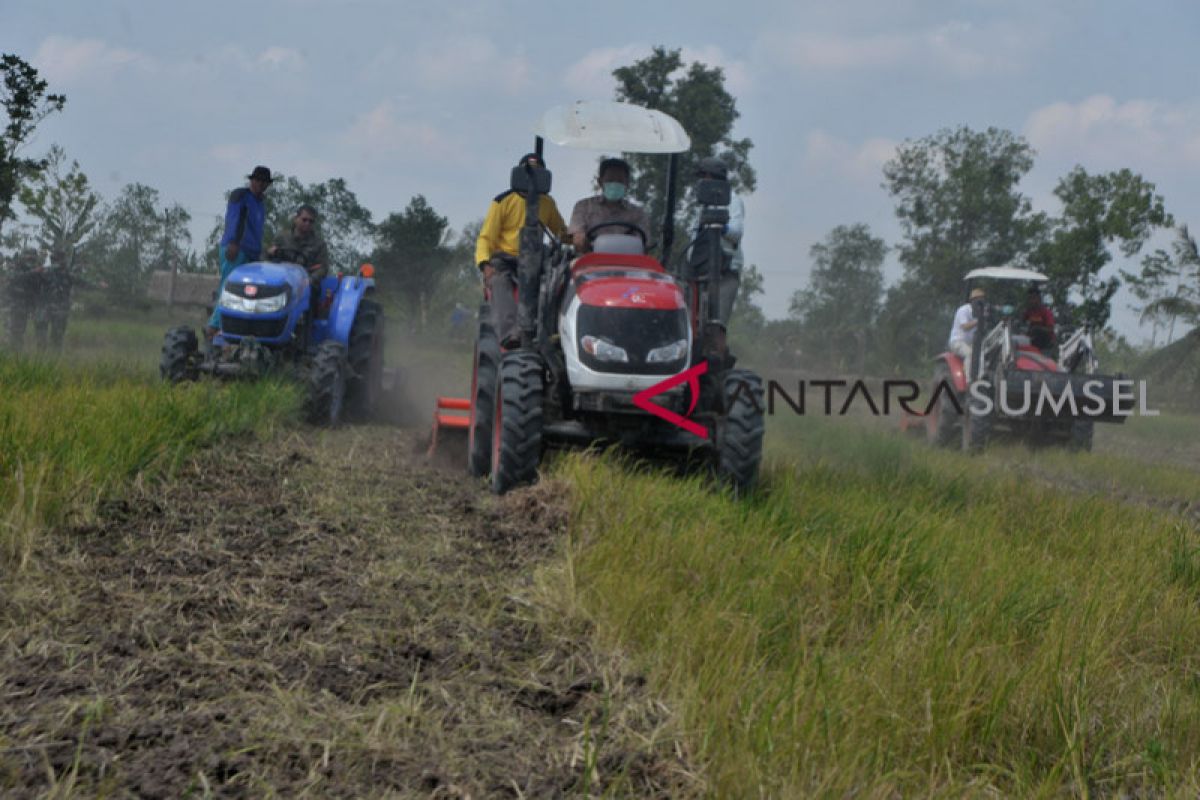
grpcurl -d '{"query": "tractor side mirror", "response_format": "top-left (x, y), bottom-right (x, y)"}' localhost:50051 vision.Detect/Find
top-left (510, 165), bottom-right (552, 195)
top-left (695, 177), bottom-right (731, 206)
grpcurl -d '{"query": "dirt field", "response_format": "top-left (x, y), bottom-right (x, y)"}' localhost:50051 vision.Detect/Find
top-left (0, 427), bottom-right (699, 798)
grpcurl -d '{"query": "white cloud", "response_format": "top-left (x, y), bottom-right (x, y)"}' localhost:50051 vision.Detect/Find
top-left (762, 20), bottom-right (1036, 77)
top-left (563, 44), bottom-right (753, 97)
top-left (257, 46), bottom-right (303, 71)
top-left (1025, 94), bottom-right (1200, 169)
top-left (804, 130), bottom-right (897, 182)
top-left (33, 36), bottom-right (147, 84)
top-left (411, 35), bottom-right (531, 95)
top-left (339, 100), bottom-right (458, 159)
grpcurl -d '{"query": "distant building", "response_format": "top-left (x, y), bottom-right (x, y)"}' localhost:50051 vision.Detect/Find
top-left (147, 270), bottom-right (219, 307)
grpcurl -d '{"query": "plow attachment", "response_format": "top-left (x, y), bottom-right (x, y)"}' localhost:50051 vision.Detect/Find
top-left (427, 396), bottom-right (471, 458)
top-left (992, 371), bottom-right (1132, 422)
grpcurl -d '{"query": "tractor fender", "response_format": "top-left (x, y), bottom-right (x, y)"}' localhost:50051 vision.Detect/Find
top-left (934, 351), bottom-right (968, 393)
top-left (327, 276), bottom-right (376, 346)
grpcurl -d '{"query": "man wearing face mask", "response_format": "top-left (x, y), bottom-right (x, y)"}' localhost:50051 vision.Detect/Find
top-left (568, 157), bottom-right (651, 253)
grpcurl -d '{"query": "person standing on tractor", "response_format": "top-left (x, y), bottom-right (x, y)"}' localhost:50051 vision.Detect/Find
top-left (475, 152), bottom-right (568, 347)
top-left (34, 248), bottom-right (75, 351)
top-left (949, 287), bottom-right (985, 380)
top-left (207, 165), bottom-right (272, 340)
top-left (568, 157), bottom-right (651, 254)
top-left (269, 204), bottom-right (330, 280)
top-left (1023, 285), bottom-right (1056, 353)
top-left (4, 248), bottom-right (44, 352)
top-left (691, 156), bottom-right (744, 326)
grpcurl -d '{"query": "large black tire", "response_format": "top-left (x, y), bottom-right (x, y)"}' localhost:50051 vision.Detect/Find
top-left (926, 364), bottom-right (961, 448)
top-left (160, 326), bottom-right (198, 383)
top-left (716, 369), bottom-right (765, 494)
top-left (345, 299), bottom-right (385, 421)
top-left (490, 351), bottom-right (544, 495)
top-left (468, 315), bottom-right (500, 477)
top-left (307, 340), bottom-right (348, 426)
top-left (1069, 419), bottom-right (1094, 452)
top-left (963, 391), bottom-right (992, 453)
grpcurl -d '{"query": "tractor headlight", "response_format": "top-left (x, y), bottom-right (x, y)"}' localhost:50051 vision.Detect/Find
top-left (219, 289), bottom-right (288, 314)
top-left (646, 338), bottom-right (688, 363)
top-left (581, 335), bottom-right (629, 363)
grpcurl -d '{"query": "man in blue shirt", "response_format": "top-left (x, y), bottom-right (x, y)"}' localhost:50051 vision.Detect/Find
top-left (206, 165), bottom-right (272, 338)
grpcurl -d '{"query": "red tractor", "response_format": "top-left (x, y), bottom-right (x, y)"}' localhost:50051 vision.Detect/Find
top-left (923, 267), bottom-right (1127, 451)
top-left (432, 102), bottom-right (764, 493)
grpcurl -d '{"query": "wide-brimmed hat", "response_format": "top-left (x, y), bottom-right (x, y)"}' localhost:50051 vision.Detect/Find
top-left (969, 287), bottom-right (986, 300)
top-left (247, 165), bottom-right (274, 183)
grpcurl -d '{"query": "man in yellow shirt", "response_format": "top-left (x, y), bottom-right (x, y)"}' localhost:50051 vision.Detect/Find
top-left (475, 153), bottom-right (568, 346)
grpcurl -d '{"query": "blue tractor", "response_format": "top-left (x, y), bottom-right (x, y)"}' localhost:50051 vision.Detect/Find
top-left (160, 250), bottom-right (385, 426)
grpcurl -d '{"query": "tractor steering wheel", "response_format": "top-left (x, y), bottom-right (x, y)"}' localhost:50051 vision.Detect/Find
top-left (585, 221), bottom-right (649, 247)
top-left (269, 246), bottom-right (308, 266)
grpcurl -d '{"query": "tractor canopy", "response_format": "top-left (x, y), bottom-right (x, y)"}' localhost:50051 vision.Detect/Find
top-left (964, 266), bottom-right (1049, 283)
top-left (534, 101), bottom-right (690, 154)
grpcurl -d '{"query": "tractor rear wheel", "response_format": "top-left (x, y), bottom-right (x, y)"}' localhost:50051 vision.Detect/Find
top-left (1069, 419), bottom-right (1094, 452)
top-left (160, 326), bottom-right (198, 383)
top-left (468, 313), bottom-right (500, 477)
top-left (490, 351), bottom-right (544, 494)
top-left (346, 299), bottom-right (384, 421)
top-left (926, 364), bottom-right (961, 448)
top-left (307, 340), bottom-right (348, 426)
top-left (716, 369), bottom-right (765, 494)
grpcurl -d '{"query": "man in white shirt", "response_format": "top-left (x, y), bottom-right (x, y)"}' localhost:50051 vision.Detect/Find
top-left (949, 287), bottom-right (985, 379)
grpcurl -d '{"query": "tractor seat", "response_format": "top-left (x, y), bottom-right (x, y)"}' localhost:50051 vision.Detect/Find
top-left (591, 233), bottom-right (644, 255)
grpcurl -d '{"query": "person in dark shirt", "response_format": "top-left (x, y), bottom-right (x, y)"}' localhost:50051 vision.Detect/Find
top-left (1023, 286), bottom-right (1056, 352)
top-left (207, 165), bottom-right (272, 339)
top-left (4, 248), bottom-right (43, 352)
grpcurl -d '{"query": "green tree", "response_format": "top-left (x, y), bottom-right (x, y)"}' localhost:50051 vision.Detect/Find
top-left (263, 176), bottom-right (374, 272)
top-left (1127, 226), bottom-right (1200, 343)
top-left (1, 54), bottom-right (66, 237)
top-left (790, 224), bottom-right (887, 372)
top-left (731, 263), bottom-right (766, 334)
top-left (17, 144), bottom-right (100, 268)
top-left (1033, 167), bottom-right (1172, 329)
top-left (372, 195), bottom-right (452, 331)
top-left (612, 47), bottom-right (755, 237)
top-left (86, 184), bottom-right (190, 298)
top-left (880, 126), bottom-right (1045, 367)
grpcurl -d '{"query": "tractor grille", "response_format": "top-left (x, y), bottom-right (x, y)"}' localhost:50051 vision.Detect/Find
top-left (221, 315), bottom-right (287, 339)
top-left (576, 305), bottom-right (688, 375)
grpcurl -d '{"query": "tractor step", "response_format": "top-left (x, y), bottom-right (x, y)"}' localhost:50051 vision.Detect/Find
top-left (427, 396), bottom-right (471, 458)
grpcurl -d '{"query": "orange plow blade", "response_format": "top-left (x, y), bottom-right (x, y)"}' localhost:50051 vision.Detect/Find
top-left (427, 396), bottom-right (471, 459)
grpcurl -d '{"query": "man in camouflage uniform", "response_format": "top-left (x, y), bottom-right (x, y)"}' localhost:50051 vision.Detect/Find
top-left (33, 249), bottom-right (74, 351)
top-left (268, 204), bottom-right (330, 280)
top-left (5, 249), bottom-right (44, 352)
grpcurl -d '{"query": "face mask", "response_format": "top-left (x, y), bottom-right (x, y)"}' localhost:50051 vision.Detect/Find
top-left (602, 182), bottom-right (626, 202)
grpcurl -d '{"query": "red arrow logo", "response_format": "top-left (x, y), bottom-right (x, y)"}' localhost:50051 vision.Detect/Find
top-left (632, 361), bottom-right (709, 439)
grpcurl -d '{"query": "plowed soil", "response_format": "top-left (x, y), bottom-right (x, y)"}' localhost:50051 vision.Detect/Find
top-left (0, 428), bottom-right (699, 798)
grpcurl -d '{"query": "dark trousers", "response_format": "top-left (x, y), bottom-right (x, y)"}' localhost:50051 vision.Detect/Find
top-left (6, 305), bottom-right (33, 351)
top-left (484, 256), bottom-right (519, 344)
top-left (34, 311), bottom-right (68, 351)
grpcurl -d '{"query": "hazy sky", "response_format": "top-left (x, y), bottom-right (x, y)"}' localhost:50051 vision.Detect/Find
top-left (5, 0), bottom-right (1199, 340)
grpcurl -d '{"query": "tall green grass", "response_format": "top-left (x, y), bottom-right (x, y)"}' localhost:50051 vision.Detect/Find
top-left (0, 354), bottom-right (299, 566)
top-left (560, 446), bottom-right (1200, 795)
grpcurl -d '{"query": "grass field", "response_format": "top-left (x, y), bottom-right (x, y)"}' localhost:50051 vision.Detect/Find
top-left (0, 353), bottom-right (299, 567)
top-left (7, 306), bottom-right (1200, 795)
top-left (558, 410), bottom-right (1200, 796)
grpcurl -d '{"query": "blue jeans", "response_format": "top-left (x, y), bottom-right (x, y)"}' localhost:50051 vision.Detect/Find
top-left (208, 245), bottom-right (250, 329)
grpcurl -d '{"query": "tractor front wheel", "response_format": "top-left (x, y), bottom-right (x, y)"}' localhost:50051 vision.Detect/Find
top-left (468, 312), bottom-right (500, 477)
top-left (716, 369), bottom-right (765, 494)
top-left (490, 351), bottom-right (544, 494)
top-left (307, 340), bottom-right (348, 426)
top-left (160, 326), bottom-right (199, 383)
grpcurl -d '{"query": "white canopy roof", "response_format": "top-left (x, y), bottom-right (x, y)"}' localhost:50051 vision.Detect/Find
top-left (964, 266), bottom-right (1049, 282)
top-left (535, 101), bottom-right (691, 154)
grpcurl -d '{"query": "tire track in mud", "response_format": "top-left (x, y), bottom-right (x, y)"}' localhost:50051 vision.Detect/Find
top-left (0, 427), bottom-right (699, 798)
